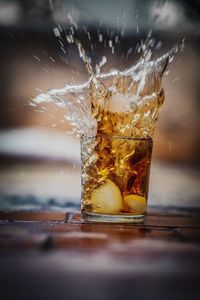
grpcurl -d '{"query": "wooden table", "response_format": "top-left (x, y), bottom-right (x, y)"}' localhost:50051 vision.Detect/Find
top-left (0, 208), bottom-right (200, 300)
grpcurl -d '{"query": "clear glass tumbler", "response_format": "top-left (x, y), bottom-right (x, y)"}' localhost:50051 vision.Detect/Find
top-left (81, 135), bottom-right (153, 223)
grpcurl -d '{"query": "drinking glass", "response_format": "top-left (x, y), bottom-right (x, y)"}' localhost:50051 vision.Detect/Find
top-left (81, 134), bottom-right (153, 223)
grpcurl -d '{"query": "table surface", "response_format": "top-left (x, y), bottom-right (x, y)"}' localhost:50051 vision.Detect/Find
top-left (0, 208), bottom-right (200, 300)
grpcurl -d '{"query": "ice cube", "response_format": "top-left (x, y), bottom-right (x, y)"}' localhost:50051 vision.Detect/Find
top-left (91, 179), bottom-right (122, 214)
top-left (124, 194), bottom-right (146, 214)
top-left (108, 93), bottom-right (132, 113)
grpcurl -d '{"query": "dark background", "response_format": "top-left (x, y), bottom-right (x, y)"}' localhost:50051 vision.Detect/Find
top-left (0, 2), bottom-right (200, 300)
top-left (0, 0), bottom-right (200, 210)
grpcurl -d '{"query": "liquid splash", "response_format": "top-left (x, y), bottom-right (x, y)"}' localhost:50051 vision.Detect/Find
top-left (32, 33), bottom-right (184, 139)
top-left (32, 32), bottom-right (184, 217)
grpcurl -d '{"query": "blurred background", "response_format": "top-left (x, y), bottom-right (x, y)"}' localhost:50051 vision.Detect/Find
top-left (0, 0), bottom-right (200, 211)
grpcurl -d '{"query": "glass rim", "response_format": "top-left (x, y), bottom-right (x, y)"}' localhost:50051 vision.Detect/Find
top-left (81, 134), bottom-right (152, 141)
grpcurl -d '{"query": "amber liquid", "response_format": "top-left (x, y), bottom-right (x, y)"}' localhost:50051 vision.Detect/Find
top-left (81, 66), bottom-right (165, 222)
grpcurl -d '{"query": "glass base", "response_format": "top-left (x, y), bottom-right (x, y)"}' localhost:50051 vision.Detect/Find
top-left (81, 211), bottom-right (145, 223)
